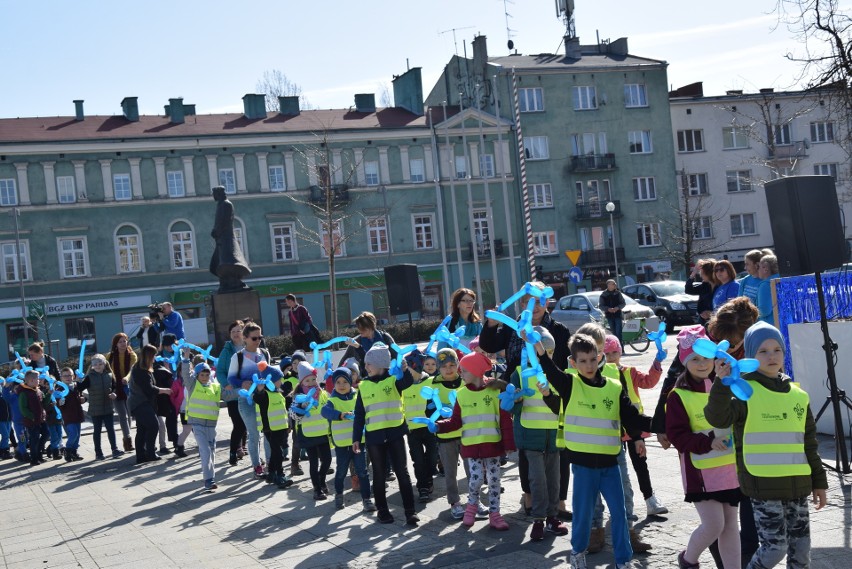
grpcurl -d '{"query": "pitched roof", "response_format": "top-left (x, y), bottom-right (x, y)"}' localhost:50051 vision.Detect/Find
top-left (488, 52), bottom-right (666, 71)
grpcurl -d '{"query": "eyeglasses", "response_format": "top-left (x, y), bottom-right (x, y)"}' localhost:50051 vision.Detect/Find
top-left (460, 298), bottom-right (476, 304)
top-left (713, 267), bottom-right (726, 273)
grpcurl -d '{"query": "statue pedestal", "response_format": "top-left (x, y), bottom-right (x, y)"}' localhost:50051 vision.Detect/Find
top-left (211, 289), bottom-right (262, 351)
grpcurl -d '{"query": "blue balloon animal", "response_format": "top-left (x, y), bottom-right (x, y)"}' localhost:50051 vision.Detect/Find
top-left (45, 377), bottom-right (70, 421)
top-left (292, 387), bottom-right (319, 417)
top-left (237, 373), bottom-right (275, 405)
top-left (692, 338), bottom-right (759, 401)
top-left (176, 339), bottom-right (218, 363)
top-left (389, 343), bottom-right (418, 377)
top-left (498, 281), bottom-right (554, 312)
top-left (155, 350), bottom-right (180, 372)
top-left (433, 326), bottom-right (472, 355)
top-left (75, 340), bottom-right (88, 379)
top-left (411, 386), bottom-right (456, 433)
top-left (309, 336), bottom-right (351, 368)
top-left (648, 330), bottom-right (668, 362)
top-left (424, 316), bottom-right (452, 357)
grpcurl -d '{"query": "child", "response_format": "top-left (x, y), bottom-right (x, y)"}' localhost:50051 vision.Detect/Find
top-left (59, 367), bottom-right (85, 462)
top-left (352, 342), bottom-right (418, 525)
top-left (43, 375), bottom-right (64, 460)
top-left (18, 370), bottom-right (46, 466)
top-left (4, 370), bottom-right (28, 461)
top-left (173, 350), bottom-right (199, 459)
top-left (278, 355), bottom-right (297, 462)
top-left (341, 356), bottom-right (364, 491)
top-left (77, 354), bottom-right (124, 460)
top-left (421, 354), bottom-right (438, 377)
top-left (538, 334), bottom-right (653, 569)
top-left (185, 362), bottom-right (222, 491)
top-left (666, 326), bottom-right (741, 569)
top-left (0, 378), bottom-right (11, 460)
top-left (404, 352), bottom-right (439, 503)
top-left (321, 366), bottom-right (376, 512)
top-left (251, 367), bottom-right (295, 490)
top-left (288, 351), bottom-right (308, 477)
top-left (705, 321), bottom-right (827, 568)
top-left (603, 334), bottom-right (668, 517)
top-left (292, 362), bottom-right (331, 499)
top-left (435, 351), bottom-right (515, 530)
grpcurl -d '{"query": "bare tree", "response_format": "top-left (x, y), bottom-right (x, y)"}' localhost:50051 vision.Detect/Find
top-left (377, 82), bottom-right (393, 108)
top-left (256, 69), bottom-right (311, 112)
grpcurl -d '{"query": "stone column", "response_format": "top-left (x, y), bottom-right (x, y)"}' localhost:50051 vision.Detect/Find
top-left (182, 156), bottom-right (196, 196)
top-left (100, 159), bottom-right (114, 201)
top-left (206, 155), bottom-right (218, 190)
top-left (332, 149), bottom-right (343, 184)
top-left (42, 161), bottom-right (57, 204)
top-left (233, 153), bottom-right (247, 193)
top-left (128, 157), bottom-right (143, 199)
top-left (153, 157), bottom-right (168, 198)
top-left (468, 142), bottom-right (480, 178)
top-left (378, 146), bottom-right (390, 185)
top-left (14, 164), bottom-right (30, 206)
top-left (399, 145), bottom-right (410, 183)
top-left (256, 152), bottom-right (270, 192)
top-left (283, 151), bottom-right (296, 190)
top-left (423, 144), bottom-right (434, 182)
top-left (353, 148), bottom-right (364, 186)
top-left (72, 161), bottom-right (88, 202)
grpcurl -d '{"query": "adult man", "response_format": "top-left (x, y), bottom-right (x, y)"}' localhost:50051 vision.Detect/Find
top-left (156, 302), bottom-right (185, 340)
top-left (136, 316), bottom-right (161, 348)
top-left (285, 294), bottom-right (314, 351)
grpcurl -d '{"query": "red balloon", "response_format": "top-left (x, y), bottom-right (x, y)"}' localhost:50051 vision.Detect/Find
top-left (257, 361), bottom-right (268, 372)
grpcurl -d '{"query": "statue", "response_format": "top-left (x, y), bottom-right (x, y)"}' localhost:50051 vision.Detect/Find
top-left (210, 186), bottom-right (251, 293)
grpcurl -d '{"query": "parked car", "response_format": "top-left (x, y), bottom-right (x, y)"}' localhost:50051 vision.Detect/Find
top-left (621, 280), bottom-right (698, 332)
top-left (550, 291), bottom-right (654, 332)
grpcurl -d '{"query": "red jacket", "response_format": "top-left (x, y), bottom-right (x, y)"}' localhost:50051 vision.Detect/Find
top-left (437, 382), bottom-right (515, 459)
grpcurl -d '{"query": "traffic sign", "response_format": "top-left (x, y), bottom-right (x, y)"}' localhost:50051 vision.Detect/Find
top-left (568, 267), bottom-right (583, 284)
top-left (565, 250), bottom-right (582, 265)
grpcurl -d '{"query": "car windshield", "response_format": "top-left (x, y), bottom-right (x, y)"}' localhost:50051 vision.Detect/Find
top-left (648, 282), bottom-right (683, 297)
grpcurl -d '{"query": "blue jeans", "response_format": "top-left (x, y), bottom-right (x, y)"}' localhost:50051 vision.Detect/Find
top-left (237, 398), bottom-right (270, 468)
top-left (607, 315), bottom-right (623, 346)
top-left (91, 414), bottom-right (118, 456)
top-left (0, 421), bottom-right (10, 450)
top-left (572, 463), bottom-right (633, 565)
top-left (26, 424), bottom-right (44, 461)
top-left (13, 418), bottom-right (27, 455)
top-left (47, 424), bottom-right (62, 451)
top-left (334, 445), bottom-right (371, 499)
top-left (191, 422), bottom-right (217, 482)
top-left (64, 423), bottom-right (81, 452)
top-left (593, 446), bottom-right (634, 526)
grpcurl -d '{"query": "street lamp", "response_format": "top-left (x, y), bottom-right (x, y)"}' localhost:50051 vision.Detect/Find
top-left (606, 201), bottom-right (619, 287)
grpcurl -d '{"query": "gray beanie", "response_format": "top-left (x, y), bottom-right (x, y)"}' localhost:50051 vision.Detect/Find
top-left (364, 342), bottom-right (392, 370)
top-left (744, 321), bottom-right (785, 359)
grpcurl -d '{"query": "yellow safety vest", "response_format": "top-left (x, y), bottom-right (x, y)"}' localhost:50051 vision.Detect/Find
top-left (402, 376), bottom-right (433, 431)
top-left (556, 363), bottom-right (616, 448)
top-left (433, 378), bottom-right (462, 440)
top-left (186, 380), bottom-right (221, 422)
top-left (358, 376), bottom-right (405, 432)
top-left (329, 395), bottom-right (364, 447)
top-left (457, 387), bottom-right (501, 446)
top-left (619, 367), bottom-right (644, 414)
top-left (673, 388), bottom-right (735, 469)
top-left (562, 374), bottom-right (622, 455)
top-left (254, 391), bottom-right (288, 432)
top-left (518, 366), bottom-right (560, 430)
top-left (742, 380), bottom-right (811, 477)
top-left (300, 390), bottom-right (330, 438)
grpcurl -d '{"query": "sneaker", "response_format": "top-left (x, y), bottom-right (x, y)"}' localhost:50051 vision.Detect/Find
top-left (291, 465), bottom-right (304, 476)
top-left (362, 499), bottom-right (377, 512)
top-left (158, 447), bottom-right (172, 455)
top-left (499, 454), bottom-right (508, 466)
top-left (112, 449), bottom-right (124, 458)
top-left (276, 474), bottom-right (294, 489)
top-left (253, 465), bottom-right (265, 479)
top-left (174, 446), bottom-right (187, 458)
top-left (335, 494), bottom-right (345, 510)
top-left (530, 520), bottom-right (545, 542)
top-left (462, 502), bottom-right (478, 527)
top-left (377, 510), bottom-right (394, 524)
top-left (95, 453), bottom-right (106, 461)
top-left (646, 495), bottom-right (668, 516)
top-left (569, 551), bottom-right (588, 569)
top-left (72, 452), bottom-right (83, 462)
top-left (418, 488), bottom-right (431, 503)
top-left (488, 511), bottom-right (509, 531)
top-left (476, 502), bottom-right (489, 519)
top-left (545, 516), bottom-right (568, 536)
top-left (203, 479), bottom-right (218, 491)
top-left (405, 514), bottom-right (420, 526)
top-left (450, 502), bottom-right (466, 520)
top-left (313, 489), bottom-right (328, 501)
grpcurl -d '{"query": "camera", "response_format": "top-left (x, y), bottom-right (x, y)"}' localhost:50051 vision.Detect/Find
top-left (148, 303), bottom-right (165, 321)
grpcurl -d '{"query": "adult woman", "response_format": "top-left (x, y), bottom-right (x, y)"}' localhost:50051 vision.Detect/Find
top-left (756, 255), bottom-right (780, 324)
top-left (598, 279), bottom-right (626, 346)
top-left (27, 342), bottom-right (59, 380)
top-left (338, 312), bottom-right (396, 374)
top-left (712, 260), bottom-right (739, 311)
top-left (129, 345), bottom-right (171, 464)
top-left (106, 332), bottom-right (137, 452)
top-left (737, 250), bottom-right (765, 306)
top-left (217, 319), bottom-right (247, 466)
top-left (441, 288), bottom-right (483, 350)
top-left (77, 354), bottom-right (123, 459)
top-left (685, 259), bottom-right (716, 325)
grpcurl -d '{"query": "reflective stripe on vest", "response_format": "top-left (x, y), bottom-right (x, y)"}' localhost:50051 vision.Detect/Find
top-left (402, 377), bottom-right (433, 431)
top-left (265, 392), bottom-right (289, 432)
top-left (518, 365), bottom-right (560, 430)
top-left (300, 390), bottom-right (330, 438)
top-left (562, 374), bottom-right (622, 455)
top-left (673, 388), bottom-right (735, 469)
top-left (187, 381), bottom-right (221, 422)
top-left (743, 381), bottom-right (810, 476)
top-left (329, 395), bottom-right (363, 447)
top-left (434, 379), bottom-right (462, 439)
top-left (457, 388), bottom-right (501, 446)
top-left (359, 376), bottom-right (405, 432)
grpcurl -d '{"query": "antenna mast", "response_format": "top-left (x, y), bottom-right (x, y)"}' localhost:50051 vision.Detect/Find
top-left (555, 0), bottom-right (576, 39)
top-left (439, 26), bottom-right (475, 56)
top-left (503, 0), bottom-right (516, 50)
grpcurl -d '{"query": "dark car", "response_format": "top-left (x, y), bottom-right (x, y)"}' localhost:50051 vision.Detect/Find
top-left (621, 280), bottom-right (698, 332)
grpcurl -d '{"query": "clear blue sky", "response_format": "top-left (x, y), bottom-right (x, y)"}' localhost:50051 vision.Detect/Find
top-left (2, 0), bottom-right (806, 118)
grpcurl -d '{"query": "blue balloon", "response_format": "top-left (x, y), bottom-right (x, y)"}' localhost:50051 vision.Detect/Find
top-left (294, 387), bottom-right (319, 417)
top-left (75, 340), bottom-right (88, 379)
top-left (648, 330), bottom-right (668, 362)
top-left (498, 282), bottom-right (554, 312)
top-left (692, 338), bottom-right (758, 401)
top-left (433, 327), bottom-right (472, 355)
top-left (424, 315), bottom-right (452, 357)
top-left (389, 343), bottom-right (418, 377)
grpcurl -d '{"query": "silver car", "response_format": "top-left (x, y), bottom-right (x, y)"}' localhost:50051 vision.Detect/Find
top-left (550, 291), bottom-right (654, 332)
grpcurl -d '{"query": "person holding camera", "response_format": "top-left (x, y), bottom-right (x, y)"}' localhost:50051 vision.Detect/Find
top-left (154, 302), bottom-right (185, 341)
top-left (136, 316), bottom-right (161, 350)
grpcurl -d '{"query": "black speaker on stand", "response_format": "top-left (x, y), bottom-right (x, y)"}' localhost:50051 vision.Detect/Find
top-left (765, 175), bottom-right (852, 473)
top-left (384, 264), bottom-right (422, 340)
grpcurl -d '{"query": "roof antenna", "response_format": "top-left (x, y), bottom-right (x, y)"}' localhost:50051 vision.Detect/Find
top-left (555, 0), bottom-right (576, 40)
top-left (503, 0), bottom-right (516, 50)
top-left (439, 26), bottom-right (475, 56)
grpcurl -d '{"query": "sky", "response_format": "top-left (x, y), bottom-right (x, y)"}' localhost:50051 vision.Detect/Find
top-left (1, 0), bottom-right (812, 118)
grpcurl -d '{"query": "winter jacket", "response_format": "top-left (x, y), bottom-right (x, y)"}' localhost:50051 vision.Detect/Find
top-left (106, 349), bottom-right (137, 401)
top-left (77, 370), bottom-right (116, 416)
top-left (60, 384), bottom-right (86, 425)
top-left (509, 368), bottom-right (559, 453)
top-left (479, 311), bottom-right (571, 383)
top-left (216, 340), bottom-right (239, 381)
top-left (30, 354), bottom-right (60, 382)
top-left (436, 381), bottom-right (515, 459)
top-left (352, 369), bottom-right (413, 446)
top-left (153, 364), bottom-right (175, 416)
top-left (704, 370), bottom-right (827, 500)
top-left (2, 385), bottom-right (23, 422)
top-left (598, 288), bottom-right (626, 315)
top-left (685, 276), bottom-right (713, 318)
top-left (128, 366), bottom-right (159, 413)
top-left (18, 384), bottom-right (45, 426)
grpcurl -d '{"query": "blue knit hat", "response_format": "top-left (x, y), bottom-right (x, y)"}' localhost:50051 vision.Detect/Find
top-left (331, 367), bottom-right (353, 385)
top-left (194, 362), bottom-right (211, 376)
top-left (744, 321), bottom-right (785, 359)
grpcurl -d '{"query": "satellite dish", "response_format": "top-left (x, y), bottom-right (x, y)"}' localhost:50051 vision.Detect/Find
top-left (507, 39), bottom-right (514, 50)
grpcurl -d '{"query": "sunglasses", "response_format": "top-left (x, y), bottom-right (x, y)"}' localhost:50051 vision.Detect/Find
top-left (248, 336), bottom-right (262, 341)
top-left (713, 267), bottom-right (726, 272)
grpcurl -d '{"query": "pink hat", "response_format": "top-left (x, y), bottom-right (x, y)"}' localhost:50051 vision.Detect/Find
top-left (677, 325), bottom-right (707, 365)
top-left (604, 335), bottom-right (622, 355)
top-left (459, 352), bottom-right (492, 378)
top-left (468, 337), bottom-right (480, 352)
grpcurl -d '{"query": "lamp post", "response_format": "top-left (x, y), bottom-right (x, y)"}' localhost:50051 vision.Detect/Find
top-left (606, 201), bottom-right (619, 287)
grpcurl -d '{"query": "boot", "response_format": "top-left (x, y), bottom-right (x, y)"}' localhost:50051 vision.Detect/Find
top-left (630, 529), bottom-right (652, 553)
top-left (587, 527), bottom-right (605, 554)
top-left (52, 449), bottom-right (60, 460)
top-left (229, 452), bottom-right (238, 466)
top-left (123, 437), bottom-right (134, 452)
top-left (174, 445), bottom-right (187, 458)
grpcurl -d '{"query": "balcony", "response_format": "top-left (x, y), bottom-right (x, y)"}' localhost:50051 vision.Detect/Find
top-left (576, 199), bottom-right (621, 220)
top-left (570, 153), bottom-right (617, 172)
top-left (768, 141), bottom-right (808, 160)
top-left (309, 184), bottom-right (349, 204)
top-left (467, 238), bottom-right (504, 258)
top-left (580, 247), bottom-right (625, 266)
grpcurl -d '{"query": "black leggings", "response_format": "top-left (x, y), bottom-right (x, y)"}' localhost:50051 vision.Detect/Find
top-left (227, 400), bottom-right (246, 453)
top-left (306, 441), bottom-right (332, 491)
top-left (367, 437), bottom-right (416, 516)
top-left (626, 439), bottom-right (654, 499)
top-left (133, 403), bottom-right (159, 460)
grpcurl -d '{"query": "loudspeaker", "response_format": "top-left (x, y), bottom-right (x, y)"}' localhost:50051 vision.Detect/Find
top-left (384, 264), bottom-right (422, 315)
top-left (764, 175), bottom-right (846, 277)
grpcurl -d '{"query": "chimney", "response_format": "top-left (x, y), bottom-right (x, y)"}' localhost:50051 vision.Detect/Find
top-left (183, 104), bottom-right (196, 116)
top-left (608, 37), bottom-right (629, 56)
top-left (121, 97), bottom-right (139, 122)
top-left (243, 94), bottom-right (267, 120)
top-left (565, 36), bottom-right (581, 59)
top-left (354, 93), bottom-right (376, 113)
top-left (165, 98), bottom-right (185, 124)
top-left (278, 96), bottom-right (300, 116)
top-left (725, 90), bottom-right (743, 96)
top-left (759, 88), bottom-right (774, 94)
top-left (472, 35), bottom-right (488, 81)
top-left (73, 100), bottom-right (84, 121)
top-left (392, 68), bottom-right (424, 116)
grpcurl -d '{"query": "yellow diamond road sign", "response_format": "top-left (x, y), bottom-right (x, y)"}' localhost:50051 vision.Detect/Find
top-left (565, 250), bottom-right (581, 266)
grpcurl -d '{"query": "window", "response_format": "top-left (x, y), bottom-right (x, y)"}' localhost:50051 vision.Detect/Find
top-left (687, 173), bottom-right (709, 196)
top-left (580, 226), bottom-right (609, 251)
top-left (636, 223), bottom-right (661, 247)
top-left (169, 223), bottom-right (196, 269)
top-left (364, 161), bottom-right (380, 186)
top-left (773, 124), bottom-right (792, 146)
top-left (533, 231), bottom-right (558, 256)
top-left (454, 156), bottom-right (467, 179)
top-left (677, 130), bottom-right (704, 152)
top-left (0, 179), bottom-right (17, 206)
top-left (166, 171), bottom-right (185, 198)
top-left (722, 126), bottom-right (750, 149)
top-left (413, 214), bottom-right (435, 250)
top-left (7, 322), bottom-right (38, 360)
top-left (693, 216), bottom-right (713, 240)
top-left (519, 87), bottom-right (544, 112)
top-left (624, 84), bottom-right (647, 108)
top-left (58, 237), bottom-right (89, 278)
top-left (268, 165), bottom-right (285, 191)
top-left (632, 177), bottom-right (656, 201)
top-left (320, 221), bottom-right (345, 257)
top-left (56, 176), bottom-right (76, 203)
top-left (731, 213), bottom-right (756, 236)
top-left (726, 170), bottom-right (751, 193)
top-left (367, 217), bottom-right (389, 255)
top-left (628, 131), bottom-right (652, 154)
top-left (115, 226), bottom-right (142, 273)
top-left (270, 223), bottom-right (297, 262)
top-left (479, 154), bottom-right (495, 178)
top-left (409, 159), bottom-right (425, 183)
top-left (525, 136), bottom-right (549, 160)
top-left (530, 183), bottom-right (553, 208)
top-left (572, 86), bottom-right (597, 110)
top-left (66, 316), bottom-right (96, 357)
top-left (1, 241), bottom-right (29, 282)
top-left (218, 168), bottom-right (236, 194)
top-left (113, 174), bottom-right (131, 200)
top-left (810, 121), bottom-right (835, 143)
top-left (814, 163), bottom-right (839, 180)
top-left (570, 132), bottom-right (608, 156)
top-left (472, 210), bottom-right (490, 255)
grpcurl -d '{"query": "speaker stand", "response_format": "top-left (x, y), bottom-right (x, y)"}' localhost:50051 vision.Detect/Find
top-left (813, 270), bottom-right (851, 474)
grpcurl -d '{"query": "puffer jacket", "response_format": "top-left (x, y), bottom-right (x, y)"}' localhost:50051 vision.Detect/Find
top-left (509, 368), bottom-right (559, 452)
top-left (78, 369), bottom-right (115, 416)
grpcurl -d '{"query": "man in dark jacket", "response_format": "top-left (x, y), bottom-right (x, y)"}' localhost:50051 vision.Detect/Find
top-left (285, 294), bottom-right (314, 351)
top-left (598, 279), bottom-right (626, 347)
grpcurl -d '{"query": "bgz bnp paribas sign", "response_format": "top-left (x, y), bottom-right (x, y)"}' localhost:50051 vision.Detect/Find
top-left (44, 295), bottom-right (152, 316)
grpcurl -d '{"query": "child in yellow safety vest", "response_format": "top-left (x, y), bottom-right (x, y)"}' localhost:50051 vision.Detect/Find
top-left (405, 353), bottom-right (440, 503)
top-left (704, 321), bottom-right (827, 569)
top-left (291, 362), bottom-right (331, 500)
top-left (252, 368), bottom-right (296, 491)
top-left (184, 362), bottom-right (222, 492)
